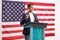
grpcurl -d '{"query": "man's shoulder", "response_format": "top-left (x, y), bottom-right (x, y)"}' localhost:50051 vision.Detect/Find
top-left (25, 12), bottom-right (36, 15)
top-left (25, 12), bottom-right (29, 14)
top-left (33, 13), bottom-right (36, 15)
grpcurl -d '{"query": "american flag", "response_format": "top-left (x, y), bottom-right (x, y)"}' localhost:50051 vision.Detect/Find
top-left (2, 0), bottom-right (55, 40)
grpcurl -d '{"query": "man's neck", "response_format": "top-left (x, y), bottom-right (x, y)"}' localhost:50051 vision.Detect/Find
top-left (29, 11), bottom-right (33, 13)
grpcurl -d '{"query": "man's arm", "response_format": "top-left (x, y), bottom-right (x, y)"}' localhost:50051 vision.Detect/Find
top-left (20, 13), bottom-right (29, 25)
top-left (20, 14), bottom-right (25, 25)
top-left (34, 14), bottom-right (39, 22)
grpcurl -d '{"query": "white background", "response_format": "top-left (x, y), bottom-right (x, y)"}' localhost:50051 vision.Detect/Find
top-left (0, 0), bottom-right (60, 40)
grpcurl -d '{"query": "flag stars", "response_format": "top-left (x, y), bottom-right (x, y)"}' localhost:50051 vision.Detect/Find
top-left (22, 3), bottom-right (24, 5)
top-left (7, 3), bottom-right (9, 5)
top-left (3, 19), bottom-right (5, 21)
top-left (13, 17), bottom-right (15, 19)
top-left (19, 19), bottom-right (20, 20)
top-left (15, 3), bottom-right (17, 5)
top-left (3, 2), bottom-right (5, 5)
top-left (3, 11), bottom-right (5, 13)
top-left (21, 5), bottom-right (23, 8)
top-left (11, 19), bottom-right (13, 21)
top-left (9, 17), bottom-right (11, 19)
top-left (3, 15), bottom-right (5, 17)
top-left (11, 3), bottom-right (13, 5)
top-left (7, 7), bottom-right (9, 9)
top-left (11, 15), bottom-right (13, 17)
top-left (19, 7), bottom-right (21, 9)
top-left (9, 13), bottom-right (11, 15)
top-left (7, 15), bottom-right (9, 17)
top-left (15, 11), bottom-right (17, 13)
top-left (3, 7), bottom-right (5, 8)
top-left (23, 11), bottom-right (25, 13)
top-left (19, 15), bottom-right (21, 16)
top-left (17, 17), bottom-right (19, 19)
top-left (7, 11), bottom-right (9, 13)
top-left (15, 19), bottom-right (17, 21)
top-left (5, 9), bottom-right (7, 11)
top-left (7, 19), bottom-right (9, 21)
top-left (15, 15), bottom-right (17, 17)
top-left (19, 3), bottom-right (21, 5)
top-left (11, 7), bottom-right (13, 9)
top-left (5, 5), bottom-right (7, 7)
top-left (13, 13), bottom-right (15, 15)
top-left (13, 5), bottom-right (15, 7)
top-left (11, 11), bottom-right (13, 13)
top-left (13, 9), bottom-right (15, 11)
top-left (5, 17), bottom-right (7, 19)
top-left (9, 9), bottom-right (11, 11)
top-left (9, 5), bottom-right (11, 7)
top-left (2, 1), bottom-right (24, 22)
top-left (15, 7), bottom-right (17, 9)
top-left (5, 13), bottom-right (7, 15)
top-left (20, 17), bottom-right (22, 18)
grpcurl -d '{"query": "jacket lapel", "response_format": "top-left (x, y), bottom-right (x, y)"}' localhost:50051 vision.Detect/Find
top-left (26, 12), bottom-right (36, 22)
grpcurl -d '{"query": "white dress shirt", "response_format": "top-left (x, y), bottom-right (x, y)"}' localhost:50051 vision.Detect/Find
top-left (29, 13), bottom-right (35, 22)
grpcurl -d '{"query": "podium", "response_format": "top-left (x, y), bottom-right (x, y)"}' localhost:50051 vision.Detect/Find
top-left (30, 22), bottom-right (48, 40)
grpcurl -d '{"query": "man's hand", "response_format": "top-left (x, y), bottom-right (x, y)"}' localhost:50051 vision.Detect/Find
top-left (25, 14), bottom-right (29, 19)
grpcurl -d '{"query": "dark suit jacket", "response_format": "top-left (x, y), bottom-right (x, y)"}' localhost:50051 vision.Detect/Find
top-left (20, 12), bottom-right (38, 36)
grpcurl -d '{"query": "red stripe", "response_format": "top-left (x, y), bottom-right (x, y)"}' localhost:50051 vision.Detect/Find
top-left (2, 23), bottom-right (54, 28)
top-left (2, 28), bottom-right (55, 34)
top-left (47, 23), bottom-right (55, 26)
top-left (25, 2), bottom-right (55, 6)
top-left (36, 14), bottom-right (55, 16)
top-left (2, 33), bottom-right (55, 40)
top-left (25, 8), bottom-right (55, 11)
top-left (45, 28), bottom-right (55, 31)
top-left (2, 30), bottom-right (23, 34)
top-left (38, 19), bottom-right (55, 21)
top-left (2, 39), bottom-right (14, 40)
top-left (2, 24), bottom-right (22, 28)
top-left (2, 35), bottom-right (25, 40)
top-left (45, 33), bottom-right (55, 37)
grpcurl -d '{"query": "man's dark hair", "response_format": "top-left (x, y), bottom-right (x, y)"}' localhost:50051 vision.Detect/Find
top-left (27, 3), bottom-right (33, 8)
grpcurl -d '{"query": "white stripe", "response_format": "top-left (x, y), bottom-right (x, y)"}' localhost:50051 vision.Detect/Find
top-left (13, 36), bottom-right (55, 40)
top-left (37, 16), bottom-right (55, 19)
top-left (3, 0), bottom-right (55, 3)
top-left (2, 32), bottom-right (23, 37)
top-left (14, 37), bottom-right (55, 40)
top-left (45, 37), bottom-right (55, 40)
top-left (2, 22), bottom-right (20, 25)
top-left (39, 21), bottom-right (55, 23)
top-left (45, 31), bottom-right (55, 33)
top-left (2, 27), bottom-right (24, 31)
top-left (25, 5), bottom-right (55, 9)
top-left (25, 11), bottom-right (55, 14)
top-left (2, 20), bottom-right (55, 24)
top-left (45, 26), bottom-right (54, 28)
top-left (2, 26), bottom-right (55, 31)
top-left (2, 21), bottom-right (55, 25)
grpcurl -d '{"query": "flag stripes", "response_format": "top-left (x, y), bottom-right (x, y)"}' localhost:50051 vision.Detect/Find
top-left (25, 8), bottom-right (55, 11)
top-left (2, 1), bottom-right (55, 40)
top-left (25, 2), bottom-right (55, 6)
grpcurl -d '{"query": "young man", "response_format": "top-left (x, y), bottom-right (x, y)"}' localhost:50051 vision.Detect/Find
top-left (21, 3), bottom-right (38, 40)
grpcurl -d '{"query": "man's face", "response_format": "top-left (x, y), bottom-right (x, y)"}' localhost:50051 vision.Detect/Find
top-left (28, 5), bottom-right (33, 12)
